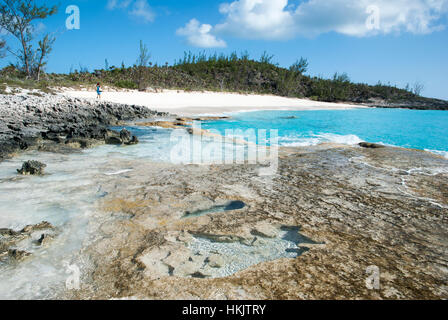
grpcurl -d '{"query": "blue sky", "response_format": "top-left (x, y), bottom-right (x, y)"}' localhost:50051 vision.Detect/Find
top-left (1, 0), bottom-right (447, 100)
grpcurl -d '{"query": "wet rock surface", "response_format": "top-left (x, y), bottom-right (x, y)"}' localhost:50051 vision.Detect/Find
top-left (105, 128), bottom-right (139, 146)
top-left (64, 144), bottom-right (448, 300)
top-left (0, 93), bottom-right (168, 161)
top-left (0, 221), bottom-right (56, 264)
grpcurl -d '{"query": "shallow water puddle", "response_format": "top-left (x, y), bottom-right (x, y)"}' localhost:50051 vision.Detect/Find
top-left (183, 200), bottom-right (246, 218)
top-left (185, 226), bottom-right (316, 278)
top-left (0, 147), bottom-right (137, 299)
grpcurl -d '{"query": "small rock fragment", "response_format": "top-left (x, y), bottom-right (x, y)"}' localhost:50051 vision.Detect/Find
top-left (207, 254), bottom-right (224, 268)
top-left (8, 249), bottom-right (31, 261)
top-left (17, 160), bottom-right (46, 175)
top-left (359, 142), bottom-right (385, 149)
top-left (36, 233), bottom-right (53, 246)
top-left (21, 221), bottom-right (53, 233)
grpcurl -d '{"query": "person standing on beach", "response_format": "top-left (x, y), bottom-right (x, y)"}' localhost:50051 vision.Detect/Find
top-left (96, 83), bottom-right (102, 99)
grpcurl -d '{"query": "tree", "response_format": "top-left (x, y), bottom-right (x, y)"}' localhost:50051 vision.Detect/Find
top-left (260, 51), bottom-right (274, 65)
top-left (35, 34), bottom-right (55, 80)
top-left (412, 81), bottom-right (424, 96)
top-left (0, 39), bottom-right (6, 58)
top-left (290, 57), bottom-right (309, 74)
top-left (137, 40), bottom-right (150, 68)
top-left (404, 83), bottom-right (410, 92)
top-left (135, 40), bottom-right (150, 90)
top-left (0, 0), bottom-right (58, 78)
top-left (333, 72), bottom-right (350, 83)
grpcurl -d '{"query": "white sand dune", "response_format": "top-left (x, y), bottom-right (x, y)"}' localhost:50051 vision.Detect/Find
top-left (63, 89), bottom-right (366, 116)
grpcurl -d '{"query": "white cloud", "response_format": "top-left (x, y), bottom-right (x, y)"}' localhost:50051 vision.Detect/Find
top-left (216, 0), bottom-right (295, 39)
top-left (130, 0), bottom-right (155, 23)
top-left (176, 19), bottom-right (227, 48)
top-left (107, 0), bottom-right (155, 23)
top-left (107, 0), bottom-right (132, 10)
top-left (181, 0), bottom-right (448, 44)
top-left (292, 0), bottom-right (448, 37)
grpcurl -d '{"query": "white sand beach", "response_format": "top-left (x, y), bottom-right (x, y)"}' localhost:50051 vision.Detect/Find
top-left (63, 89), bottom-right (365, 115)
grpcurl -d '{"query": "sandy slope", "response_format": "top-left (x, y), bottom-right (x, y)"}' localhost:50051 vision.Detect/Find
top-left (62, 89), bottom-right (366, 115)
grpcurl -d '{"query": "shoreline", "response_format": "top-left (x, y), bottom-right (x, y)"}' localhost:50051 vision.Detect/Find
top-left (0, 92), bottom-right (169, 162)
top-left (1, 90), bottom-right (446, 163)
top-left (62, 89), bottom-right (366, 116)
top-left (0, 92), bottom-right (447, 299)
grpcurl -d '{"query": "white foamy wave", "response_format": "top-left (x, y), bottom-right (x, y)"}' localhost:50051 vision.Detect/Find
top-left (279, 133), bottom-right (363, 147)
top-left (104, 169), bottom-right (133, 176)
top-left (316, 133), bottom-right (363, 145)
top-left (281, 138), bottom-right (321, 147)
top-left (425, 149), bottom-right (448, 159)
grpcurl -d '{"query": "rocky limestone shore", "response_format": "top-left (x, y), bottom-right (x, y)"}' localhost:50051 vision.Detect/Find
top-left (0, 92), bottom-right (169, 162)
top-left (1, 92), bottom-right (447, 300)
top-left (365, 97), bottom-right (448, 110)
top-left (59, 143), bottom-right (448, 300)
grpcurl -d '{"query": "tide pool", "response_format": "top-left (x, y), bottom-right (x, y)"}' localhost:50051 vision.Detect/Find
top-left (201, 109), bottom-right (448, 157)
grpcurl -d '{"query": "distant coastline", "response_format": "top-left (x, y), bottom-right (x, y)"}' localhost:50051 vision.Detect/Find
top-left (2, 54), bottom-right (448, 112)
top-left (63, 89), bottom-right (366, 116)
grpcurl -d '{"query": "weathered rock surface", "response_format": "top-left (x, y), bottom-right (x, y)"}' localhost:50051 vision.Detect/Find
top-left (65, 144), bottom-right (448, 300)
top-left (0, 93), bottom-right (168, 161)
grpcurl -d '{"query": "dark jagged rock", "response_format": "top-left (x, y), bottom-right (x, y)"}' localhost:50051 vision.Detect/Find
top-left (0, 228), bottom-right (19, 236)
top-left (0, 93), bottom-right (168, 162)
top-left (36, 233), bottom-right (53, 246)
top-left (105, 136), bottom-right (123, 145)
top-left (359, 142), bottom-right (385, 149)
top-left (21, 221), bottom-right (54, 233)
top-left (105, 130), bottom-right (122, 145)
top-left (281, 116), bottom-right (299, 119)
top-left (8, 249), bottom-right (31, 261)
top-left (125, 135), bottom-right (139, 145)
top-left (120, 129), bottom-right (139, 145)
top-left (105, 128), bottom-right (139, 145)
top-left (0, 242), bottom-right (7, 254)
top-left (120, 128), bottom-right (132, 143)
top-left (65, 138), bottom-right (94, 149)
top-left (17, 160), bottom-right (47, 175)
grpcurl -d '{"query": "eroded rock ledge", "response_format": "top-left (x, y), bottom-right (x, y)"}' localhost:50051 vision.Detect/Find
top-left (66, 144), bottom-right (448, 300)
top-left (0, 93), bottom-right (169, 161)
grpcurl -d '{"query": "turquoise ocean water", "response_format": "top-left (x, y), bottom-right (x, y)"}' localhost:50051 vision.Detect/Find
top-left (200, 109), bottom-right (448, 158)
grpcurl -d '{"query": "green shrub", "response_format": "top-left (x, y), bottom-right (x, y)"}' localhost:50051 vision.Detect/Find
top-left (115, 80), bottom-right (137, 89)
